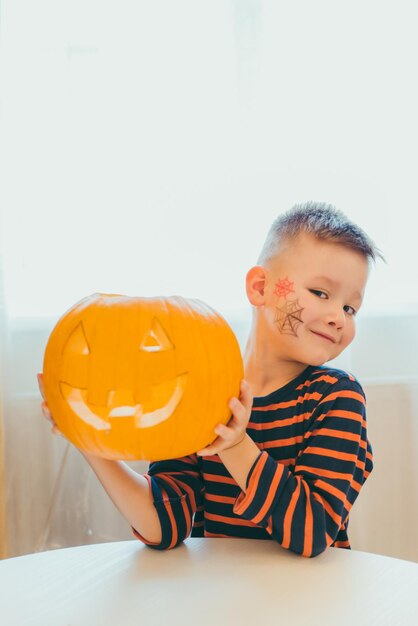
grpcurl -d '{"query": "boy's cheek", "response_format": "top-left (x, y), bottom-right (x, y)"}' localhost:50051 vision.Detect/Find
top-left (344, 326), bottom-right (356, 347)
top-left (335, 328), bottom-right (356, 355)
top-left (273, 276), bottom-right (296, 299)
top-left (273, 299), bottom-right (305, 338)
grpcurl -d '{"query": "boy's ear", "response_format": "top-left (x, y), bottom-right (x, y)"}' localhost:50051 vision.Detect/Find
top-left (246, 266), bottom-right (268, 306)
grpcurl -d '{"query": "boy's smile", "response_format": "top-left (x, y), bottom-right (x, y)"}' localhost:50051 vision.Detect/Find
top-left (248, 232), bottom-right (369, 369)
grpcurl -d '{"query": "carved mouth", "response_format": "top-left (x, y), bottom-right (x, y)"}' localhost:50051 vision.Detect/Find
top-left (60, 373), bottom-right (188, 431)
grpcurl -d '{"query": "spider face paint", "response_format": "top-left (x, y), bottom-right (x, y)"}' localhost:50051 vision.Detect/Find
top-left (274, 277), bottom-right (295, 299)
top-left (273, 276), bottom-right (303, 336)
top-left (274, 299), bottom-right (304, 336)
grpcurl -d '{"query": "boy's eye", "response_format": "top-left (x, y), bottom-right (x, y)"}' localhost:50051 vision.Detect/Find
top-left (310, 289), bottom-right (357, 316)
top-left (344, 305), bottom-right (357, 316)
top-left (309, 289), bottom-right (327, 299)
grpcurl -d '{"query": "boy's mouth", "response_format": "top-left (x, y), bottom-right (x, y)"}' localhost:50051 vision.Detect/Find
top-left (311, 330), bottom-right (336, 344)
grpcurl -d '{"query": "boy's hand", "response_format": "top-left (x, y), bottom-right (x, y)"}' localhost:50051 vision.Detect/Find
top-left (37, 372), bottom-right (63, 436)
top-left (196, 380), bottom-right (253, 457)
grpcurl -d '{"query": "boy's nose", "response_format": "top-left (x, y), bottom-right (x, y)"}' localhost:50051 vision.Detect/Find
top-left (325, 307), bottom-right (345, 329)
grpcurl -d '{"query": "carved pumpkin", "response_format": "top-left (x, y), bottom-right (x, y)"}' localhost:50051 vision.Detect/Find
top-left (42, 294), bottom-right (243, 460)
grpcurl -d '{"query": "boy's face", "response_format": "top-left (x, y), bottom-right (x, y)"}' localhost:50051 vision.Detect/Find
top-left (257, 232), bottom-right (369, 366)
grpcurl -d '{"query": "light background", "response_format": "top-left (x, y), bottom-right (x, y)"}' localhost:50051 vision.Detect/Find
top-left (1, 0), bottom-right (417, 561)
top-left (1, 0), bottom-right (417, 323)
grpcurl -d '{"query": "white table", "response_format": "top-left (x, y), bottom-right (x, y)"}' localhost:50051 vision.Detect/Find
top-left (1, 538), bottom-right (417, 626)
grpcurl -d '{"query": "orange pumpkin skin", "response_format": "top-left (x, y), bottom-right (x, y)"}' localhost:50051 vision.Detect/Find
top-left (43, 294), bottom-right (243, 461)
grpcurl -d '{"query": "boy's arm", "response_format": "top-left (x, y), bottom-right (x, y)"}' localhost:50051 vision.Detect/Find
top-left (138, 455), bottom-right (204, 549)
top-left (81, 452), bottom-right (162, 544)
top-left (238, 378), bottom-right (372, 556)
top-left (201, 377), bottom-right (372, 557)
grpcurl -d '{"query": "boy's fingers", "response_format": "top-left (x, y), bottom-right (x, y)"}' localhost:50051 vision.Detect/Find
top-left (37, 373), bottom-right (45, 399)
top-left (196, 432), bottom-right (224, 456)
top-left (44, 410), bottom-right (62, 436)
top-left (198, 421), bottom-right (244, 456)
top-left (39, 380), bottom-right (62, 437)
top-left (196, 444), bottom-right (215, 457)
top-left (41, 401), bottom-right (51, 418)
top-left (41, 402), bottom-right (59, 435)
top-left (239, 379), bottom-right (253, 409)
top-left (214, 423), bottom-right (230, 437)
top-left (228, 381), bottom-right (253, 417)
top-left (229, 397), bottom-right (248, 423)
top-left (51, 425), bottom-right (63, 437)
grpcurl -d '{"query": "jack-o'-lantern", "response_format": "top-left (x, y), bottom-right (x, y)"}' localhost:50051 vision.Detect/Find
top-left (42, 294), bottom-right (243, 461)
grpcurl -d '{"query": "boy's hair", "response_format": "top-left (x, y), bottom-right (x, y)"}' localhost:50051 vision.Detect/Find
top-left (258, 201), bottom-right (384, 265)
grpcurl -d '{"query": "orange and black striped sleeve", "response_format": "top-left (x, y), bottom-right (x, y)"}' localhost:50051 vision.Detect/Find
top-left (233, 377), bottom-right (372, 557)
top-left (132, 454), bottom-right (204, 550)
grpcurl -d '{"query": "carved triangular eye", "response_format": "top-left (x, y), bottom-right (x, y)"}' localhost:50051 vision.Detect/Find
top-left (62, 322), bottom-right (90, 355)
top-left (139, 318), bottom-right (174, 352)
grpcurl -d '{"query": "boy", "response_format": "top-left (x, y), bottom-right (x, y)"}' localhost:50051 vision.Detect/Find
top-left (40, 201), bottom-right (379, 557)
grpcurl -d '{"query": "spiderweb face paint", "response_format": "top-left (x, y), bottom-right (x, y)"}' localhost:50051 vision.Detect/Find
top-left (274, 300), bottom-right (304, 336)
top-left (274, 277), bottom-right (295, 299)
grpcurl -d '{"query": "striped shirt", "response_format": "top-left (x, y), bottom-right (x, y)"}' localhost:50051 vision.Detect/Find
top-left (133, 365), bottom-right (373, 557)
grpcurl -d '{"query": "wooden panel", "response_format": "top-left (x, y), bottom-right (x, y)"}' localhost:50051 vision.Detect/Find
top-left (349, 383), bottom-right (418, 562)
